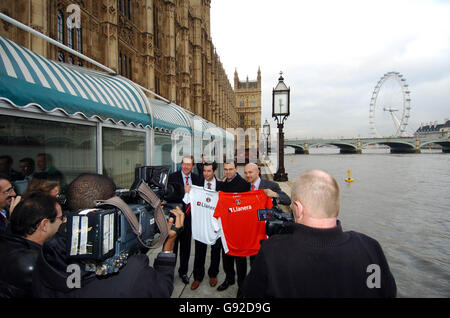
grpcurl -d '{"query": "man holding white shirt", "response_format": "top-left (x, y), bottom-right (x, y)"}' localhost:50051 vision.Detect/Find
top-left (188, 162), bottom-right (223, 290)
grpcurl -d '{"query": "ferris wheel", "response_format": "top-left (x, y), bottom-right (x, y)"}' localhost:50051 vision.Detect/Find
top-left (369, 71), bottom-right (411, 137)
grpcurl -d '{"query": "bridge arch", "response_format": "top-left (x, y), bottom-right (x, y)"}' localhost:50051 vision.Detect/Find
top-left (420, 140), bottom-right (450, 153)
top-left (285, 144), bottom-right (308, 154)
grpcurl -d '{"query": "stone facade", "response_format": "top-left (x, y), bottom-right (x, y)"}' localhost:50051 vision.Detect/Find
top-left (0, 0), bottom-right (238, 129)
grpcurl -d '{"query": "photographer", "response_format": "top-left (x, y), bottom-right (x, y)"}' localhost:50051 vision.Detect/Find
top-left (32, 173), bottom-right (185, 298)
top-left (243, 169), bottom-right (396, 298)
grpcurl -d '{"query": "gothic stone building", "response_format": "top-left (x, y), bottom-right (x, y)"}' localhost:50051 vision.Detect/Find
top-left (234, 67), bottom-right (262, 149)
top-left (0, 0), bottom-right (239, 129)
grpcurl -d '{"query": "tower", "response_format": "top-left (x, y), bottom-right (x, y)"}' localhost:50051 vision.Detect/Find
top-left (234, 67), bottom-right (262, 160)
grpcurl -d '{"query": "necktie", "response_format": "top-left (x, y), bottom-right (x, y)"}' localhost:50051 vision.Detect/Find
top-left (185, 176), bottom-right (191, 215)
top-left (207, 182), bottom-right (211, 189)
top-left (251, 184), bottom-right (255, 191)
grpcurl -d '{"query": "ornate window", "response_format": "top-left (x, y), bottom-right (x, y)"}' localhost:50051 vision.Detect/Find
top-left (67, 27), bottom-right (74, 49)
top-left (76, 27), bottom-right (83, 53)
top-left (57, 10), bottom-right (64, 44)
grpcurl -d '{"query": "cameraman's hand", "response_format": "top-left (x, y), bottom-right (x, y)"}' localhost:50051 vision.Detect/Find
top-left (162, 206), bottom-right (185, 252)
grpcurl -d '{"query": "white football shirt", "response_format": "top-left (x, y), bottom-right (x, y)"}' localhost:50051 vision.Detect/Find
top-left (183, 185), bottom-right (224, 248)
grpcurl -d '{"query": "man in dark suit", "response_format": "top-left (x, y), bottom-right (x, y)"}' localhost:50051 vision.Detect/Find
top-left (167, 155), bottom-right (201, 285)
top-left (216, 160), bottom-right (250, 296)
top-left (244, 163), bottom-right (291, 206)
top-left (190, 161), bottom-right (224, 290)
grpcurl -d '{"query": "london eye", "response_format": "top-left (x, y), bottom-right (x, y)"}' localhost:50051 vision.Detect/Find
top-left (369, 72), bottom-right (411, 137)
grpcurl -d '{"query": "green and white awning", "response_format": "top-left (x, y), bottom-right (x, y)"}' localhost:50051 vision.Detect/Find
top-left (149, 98), bottom-right (192, 133)
top-left (0, 35), bottom-right (152, 127)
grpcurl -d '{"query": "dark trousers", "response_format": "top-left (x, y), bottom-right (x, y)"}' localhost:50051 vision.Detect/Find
top-left (193, 239), bottom-right (222, 281)
top-left (222, 250), bottom-right (258, 288)
top-left (222, 250), bottom-right (248, 288)
top-left (174, 212), bottom-right (192, 276)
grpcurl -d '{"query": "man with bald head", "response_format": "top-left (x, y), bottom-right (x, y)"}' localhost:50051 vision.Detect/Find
top-left (244, 163), bottom-right (291, 206)
top-left (243, 169), bottom-right (396, 298)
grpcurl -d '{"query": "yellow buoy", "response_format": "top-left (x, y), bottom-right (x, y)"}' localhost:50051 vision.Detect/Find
top-left (345, 170), bottom-right (354, 183)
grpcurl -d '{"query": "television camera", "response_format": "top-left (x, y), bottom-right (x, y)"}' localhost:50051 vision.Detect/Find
top-left (65, 166), bottom-right (180, 276)
top-left (257, 205), bottom-right (295, 237)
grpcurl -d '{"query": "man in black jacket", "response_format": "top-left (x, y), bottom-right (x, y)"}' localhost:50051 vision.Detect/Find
top-left (32, 173), bottom-right (185, 298)
top-left (243, 169), bottom-right (397, 298)
top-left (216, 161), bottom-right (250, 296)
top-left (167, 156), bottom-right (201, 285)
top-left (0, 193), bottom-right (63, 298)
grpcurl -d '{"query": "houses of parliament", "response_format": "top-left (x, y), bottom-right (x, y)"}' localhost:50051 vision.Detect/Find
top-left (0, 0), bottom-right (261, 133)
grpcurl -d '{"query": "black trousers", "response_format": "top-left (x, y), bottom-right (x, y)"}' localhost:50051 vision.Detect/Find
top-left (222, 250), bottom-right (258, 288)
top-left (222, 250), bottom-right (248, 288)
top-left (174, 212), bottom-right (191, 276)
top-left (193, 239), bottom-right (222, 281)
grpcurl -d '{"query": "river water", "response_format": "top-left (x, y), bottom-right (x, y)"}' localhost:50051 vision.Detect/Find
top-left (279, 148), bottom-right (449, 297)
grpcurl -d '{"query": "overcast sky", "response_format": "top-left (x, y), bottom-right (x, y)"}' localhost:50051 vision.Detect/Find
top-left (210, 0), bottom-right (450, 139)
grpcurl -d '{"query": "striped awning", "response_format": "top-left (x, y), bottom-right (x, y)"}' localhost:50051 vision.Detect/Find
top-left (0, 35), bottom-right (152, 127)
top-left (149, 98), bottom-right (191, 133)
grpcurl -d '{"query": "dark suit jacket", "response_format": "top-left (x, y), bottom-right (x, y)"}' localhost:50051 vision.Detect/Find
top-left (259, 178), bottom-right (291, 206)
top-left (220, 173), bottom-right (250, 193)
top-left (167, 170), bottom-right (201, 203)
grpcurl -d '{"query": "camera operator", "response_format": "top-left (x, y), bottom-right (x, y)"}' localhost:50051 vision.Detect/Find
top-left (32, 173), bottom-right (185, 298)
top-left (243, 169), bottom-right (396, 298)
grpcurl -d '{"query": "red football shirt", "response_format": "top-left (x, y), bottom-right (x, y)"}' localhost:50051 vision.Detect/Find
top-left (213, 190), bottom-right (273, 257)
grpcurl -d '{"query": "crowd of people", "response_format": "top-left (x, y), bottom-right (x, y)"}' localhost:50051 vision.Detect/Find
top-left (0, 153), bottom-right (397, 298)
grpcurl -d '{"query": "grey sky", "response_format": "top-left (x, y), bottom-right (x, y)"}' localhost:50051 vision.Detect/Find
top-left (210, 0), bottom-right (450, 139)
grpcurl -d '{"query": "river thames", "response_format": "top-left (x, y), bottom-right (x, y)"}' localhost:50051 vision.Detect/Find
top-left (281, 148), bottom-right (449, 297)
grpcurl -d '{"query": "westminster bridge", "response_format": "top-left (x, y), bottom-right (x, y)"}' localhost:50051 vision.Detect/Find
top-left (284, 136), bottom-right (450, 154)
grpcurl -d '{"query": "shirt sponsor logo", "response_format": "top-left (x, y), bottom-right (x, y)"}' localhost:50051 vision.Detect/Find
top-left (228, 205), bottom-right (252, 213)
top-left (196, 201), bottom-right (215, 210)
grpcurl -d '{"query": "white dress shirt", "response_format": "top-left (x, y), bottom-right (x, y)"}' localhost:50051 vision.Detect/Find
top-left (204, 178), bottom-right (217, 191)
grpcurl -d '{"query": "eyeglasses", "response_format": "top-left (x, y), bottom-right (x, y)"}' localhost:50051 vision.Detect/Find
top-left (2, 186), bottom-right (15, 195)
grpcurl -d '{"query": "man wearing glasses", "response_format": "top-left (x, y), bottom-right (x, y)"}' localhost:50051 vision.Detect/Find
top-left (0, 192), bottom-right (64, 297)
top-left (0, 175), bottom-right (19, 232)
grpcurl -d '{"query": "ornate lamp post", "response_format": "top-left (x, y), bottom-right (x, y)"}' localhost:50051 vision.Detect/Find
top-left (263, 119), bottom-right (271, 160)
top-left (272, 72), bottom-right (290, 181)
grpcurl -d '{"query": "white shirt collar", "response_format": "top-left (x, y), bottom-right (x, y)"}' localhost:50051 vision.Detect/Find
top-left (204, 178), bottom-right (217, 190)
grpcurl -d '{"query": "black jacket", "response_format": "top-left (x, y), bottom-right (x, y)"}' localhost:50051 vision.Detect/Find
top-left (167, 171), bottom-right (202, 203)
top-left (220, 173), bottom-right (250, 193)
top-left (243, 221), bottom-right (397, 298)
top-left (259, 178), bottom-right (291, 206)
top-left (32, 231), bottom-right (177, 298)
top-left (0, 232), bottom-right (41, 298)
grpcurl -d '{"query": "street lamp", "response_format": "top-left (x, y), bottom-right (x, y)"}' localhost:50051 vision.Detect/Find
top-left (263, 119), bottom-right (270, 160)
top-left (272, 71), bottom-right (290, 181)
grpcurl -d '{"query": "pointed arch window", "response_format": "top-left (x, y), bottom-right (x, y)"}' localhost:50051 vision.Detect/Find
top-left (57, 10), bottom-right (64, 44)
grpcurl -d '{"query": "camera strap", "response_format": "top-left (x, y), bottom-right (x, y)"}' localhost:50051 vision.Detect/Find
top-left (136, 181), bottom-right (169, 250)
top-left (96, 183), bottom-right (169, 250)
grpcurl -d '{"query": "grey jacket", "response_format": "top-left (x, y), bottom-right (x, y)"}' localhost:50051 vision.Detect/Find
top-left (259, 179), bottom-right (291, 206)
